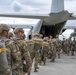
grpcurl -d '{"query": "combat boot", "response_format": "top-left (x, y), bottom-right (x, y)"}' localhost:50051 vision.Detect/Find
top-left (43, 62), bottom-right (46, 65)
top-left (34, 69), bottom-right (38, 72)
top-left (58, 54), bottom-right (60, 58)
top-left (27, 73), bottom-right (30, 75)
top-left (51, 59), bottom-right (55, 62)
top-left (71, 51), bottom-right (74, 56)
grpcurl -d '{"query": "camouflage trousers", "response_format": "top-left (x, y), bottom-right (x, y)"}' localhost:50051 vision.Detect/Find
top-left (67, 47), bottom-right (71, 56)
top-left (57, 48), bottom-right (60, 58)
top-left (31, 50), bottom-right (39, 69)
top-left (41, 51), bottom-right (47, 65)
top-left (0, 68), bottom-right (11, 75)
top-left (12, 68), bottom-right (24, 75)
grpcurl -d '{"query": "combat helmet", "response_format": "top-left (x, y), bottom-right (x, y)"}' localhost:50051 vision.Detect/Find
top-left (39, 34), bottom-right (43, 38)
top-left (0, 24), bottom-right (10, 33)
top-left (14, 28), bottom-right (24, 34)
top-left (43, 37), bottom-right (49, 41)
top-left (33, 32), bottom-right (39, 36)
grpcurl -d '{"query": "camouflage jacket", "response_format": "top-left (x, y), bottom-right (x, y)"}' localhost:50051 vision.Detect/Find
top-left (7, 37), bottom-right (32, 70)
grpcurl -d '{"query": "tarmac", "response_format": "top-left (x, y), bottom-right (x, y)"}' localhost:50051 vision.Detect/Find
top-left (30, 53), bottom-right (76, 75)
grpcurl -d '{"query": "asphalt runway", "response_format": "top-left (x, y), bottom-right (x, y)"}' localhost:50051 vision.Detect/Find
top-left (29, 53), bottom-right (76, 75)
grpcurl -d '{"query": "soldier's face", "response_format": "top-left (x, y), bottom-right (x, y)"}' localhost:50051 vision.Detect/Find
top-left (18, 32), bottom-right (24, 38)
top-left (3, 30), bottom-right (9, 38)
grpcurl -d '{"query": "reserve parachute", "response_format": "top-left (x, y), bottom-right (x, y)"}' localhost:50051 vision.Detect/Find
top-left (42, 41), bottom-right (49, 51)
top-left (0, 39), bottom-right (9, 72)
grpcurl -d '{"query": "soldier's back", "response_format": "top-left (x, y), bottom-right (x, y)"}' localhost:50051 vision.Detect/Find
top-left (8, 37), bottom-right (32, 75)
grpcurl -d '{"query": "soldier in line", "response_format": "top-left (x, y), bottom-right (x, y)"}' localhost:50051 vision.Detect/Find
top-left (50, 40), bottom-right (56, 62)
top-left (21, 34), bottom-right (30, 74)
top-left (55, 35), bottom-right (61, 58)
top-left (31, 32), bottom-right (41, 72)
top-left (41, 37), bottom-right (49, 65)
top-left (38, 34), bottom-right (43, 65)
top-left (47, 35), bottom-right (53, 59)
top-left (0, 24), bottom-right (11, 75)
top-left (71, 37), bottom-right (76, 56)
top-left (63, 39), bottom-right (69, 55)
top-left (62, 38), bottom-right (67, 53)
top-left (67, 36), bottom-right (72, 56)
top-left (7, 28), bottom-right (32, 75)
top-left (48, 35), bottom-right (57, 62)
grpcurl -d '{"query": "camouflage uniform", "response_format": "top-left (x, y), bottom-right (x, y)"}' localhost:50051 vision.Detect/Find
top-left (31, 33), bottom-right (41, 72)
top-left (55, 35), bottom-right (61, 58)
top-left (71, 38), bottom-right (76, 56)
top-left (7, 28), bottom-right (32, 75)
top-left (69, 37), bottom-right (72, 55)
top-left (31, 50), bottom-right (39, 71)
top-left (66, 38), bottom-right (72, 56)
top-left (47, 36), bottom-right (53, 59)
top-left (41, 37), bottom-right (49, 65)
top-left (37, 34), bottom-right (43, 65)
top-left (0, 24), bottom-right (11, 75)
top-left (50, 41), bottom-right (56, 62)
top-left (56, 39), bottom-right (61, 58)
top-left (62, 40), bottom-right (67, 53)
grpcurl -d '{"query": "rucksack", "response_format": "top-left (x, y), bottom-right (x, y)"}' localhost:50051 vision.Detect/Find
top-left (0, 39), bottom-right (9, 72)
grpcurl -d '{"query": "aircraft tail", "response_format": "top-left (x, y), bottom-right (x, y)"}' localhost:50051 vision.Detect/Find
top-left (51, 0), bottom-right (64, 13)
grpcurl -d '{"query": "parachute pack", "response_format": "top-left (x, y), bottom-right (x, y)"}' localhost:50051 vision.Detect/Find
top-left (33, 39), bottom-right (43, 50)
top-left (0, 39), bottom-right (9, 72)
top-left (42, 42), bottom-right (49, 51)
top-left (26, 40), bottom-right (34, 53)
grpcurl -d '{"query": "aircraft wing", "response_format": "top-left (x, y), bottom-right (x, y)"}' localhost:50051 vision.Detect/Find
top-left (69, 16), bottom-right (76, 20)
top-left (0, 12), bottom-right (75, 21)
top-left (0, 13), bottom-right (49, 19)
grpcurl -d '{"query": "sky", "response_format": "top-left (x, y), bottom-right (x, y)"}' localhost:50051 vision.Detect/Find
top-left (0, 0), bottom-right (76, 39)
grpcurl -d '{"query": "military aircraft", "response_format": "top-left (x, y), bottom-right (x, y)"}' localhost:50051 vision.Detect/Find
top-left (0, 0), bottom-right (76, 38)
top-left (63, 25), bottom-right (76, 37)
